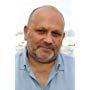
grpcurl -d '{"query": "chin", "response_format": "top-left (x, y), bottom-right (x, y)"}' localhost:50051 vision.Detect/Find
top-left (36, 53), bottom-right (56, 64)
top-left (34, 48), bottom-right (57, 63)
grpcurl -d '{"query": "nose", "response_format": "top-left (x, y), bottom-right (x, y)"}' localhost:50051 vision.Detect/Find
top-left (43, 34), bottom-right (53, 44)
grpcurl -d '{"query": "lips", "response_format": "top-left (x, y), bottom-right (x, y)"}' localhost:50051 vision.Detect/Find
top-left (40, 47), bottom-right (52, 52)
top-left (38, 45), bottom-right (54, 53)
top-left (36, 42), bottom-right (56, 53)
top-left (37, 44), bottom-right (54, 50)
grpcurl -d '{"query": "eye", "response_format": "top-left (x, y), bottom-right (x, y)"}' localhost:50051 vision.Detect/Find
top-left (52, 31), bottom-right (61, 37)
top-left (36, 29), bottom-right (46, 34)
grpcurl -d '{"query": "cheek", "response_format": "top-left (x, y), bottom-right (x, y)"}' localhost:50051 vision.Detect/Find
top-left (30, 32), bottom-right (41, 42)
top-left (54, 39), bottom-right (63, 47)
top-left (27, 33), bottom-right (40, 48)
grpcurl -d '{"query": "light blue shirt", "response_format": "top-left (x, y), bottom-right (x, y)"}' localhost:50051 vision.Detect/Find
top-left (15, 48), bottom-right (74, 90)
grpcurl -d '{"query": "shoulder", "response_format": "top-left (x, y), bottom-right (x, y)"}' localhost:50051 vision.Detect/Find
top-left (61, 54), bottom-right (75, 77)
top-left (15, 49), bottom-right (25, 68)
top-left (60, 54), bottom-right (75, 87)
top-left (15, 50), bottom-right (24, 58)
top-left (59, 53), bottom-right (75, 74)
top-left (15, 49), bottom-right (26, 60)
top-left (61, 53), bottom-right (75, 64)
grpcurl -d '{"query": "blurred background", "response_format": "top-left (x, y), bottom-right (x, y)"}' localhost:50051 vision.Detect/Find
top-left (15, 29), bottom-right (75, 56)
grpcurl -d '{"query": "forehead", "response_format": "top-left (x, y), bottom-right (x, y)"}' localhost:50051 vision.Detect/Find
top-left (29, 7), bottom-right (64, 31)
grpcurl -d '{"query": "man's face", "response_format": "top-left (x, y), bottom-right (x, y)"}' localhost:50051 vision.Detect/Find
top-left (24, 8), bottom-right (65, 63)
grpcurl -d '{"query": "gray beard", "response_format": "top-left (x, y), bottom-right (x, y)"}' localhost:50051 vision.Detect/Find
top-left (26, 47), bottom-right (57, 64)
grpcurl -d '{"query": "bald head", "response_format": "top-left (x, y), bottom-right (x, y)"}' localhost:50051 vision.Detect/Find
top-left (27, 5), bottom-right (65, 30)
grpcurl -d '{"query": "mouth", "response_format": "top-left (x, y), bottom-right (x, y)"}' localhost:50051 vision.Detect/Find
top-left (40, 47), bottom-right (52, 52)
top-left (38, 45), bottom-right (54, 49)
top-left (36, 47), bottom-right (50, 53)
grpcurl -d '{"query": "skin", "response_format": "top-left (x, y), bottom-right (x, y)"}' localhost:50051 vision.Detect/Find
top-left (24, 6), bottom-right (65, 86)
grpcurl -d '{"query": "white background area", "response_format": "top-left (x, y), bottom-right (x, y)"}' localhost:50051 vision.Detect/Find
top-left (0, 0), bottom-right (90, 90)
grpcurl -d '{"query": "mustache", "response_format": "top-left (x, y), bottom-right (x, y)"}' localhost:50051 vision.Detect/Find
top-left (37, 42), bottom-right (56, 50)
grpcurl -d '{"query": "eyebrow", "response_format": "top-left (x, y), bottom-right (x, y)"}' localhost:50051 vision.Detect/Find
top-left (39, 26), bottom-right (50, 29)
top-left (36, 26), bottom-right (59, 31)
top-left (35, 26), bottom-right (64, 33)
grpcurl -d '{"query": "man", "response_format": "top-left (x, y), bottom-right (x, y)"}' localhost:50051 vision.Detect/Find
top-left (16, 5), bottom-right (74, 90)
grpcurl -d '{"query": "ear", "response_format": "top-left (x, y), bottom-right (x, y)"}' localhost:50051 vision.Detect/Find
top-left (24, 25), bottom-right (29, 40)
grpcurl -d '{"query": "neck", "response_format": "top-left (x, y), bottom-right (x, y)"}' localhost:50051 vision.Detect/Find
top-left (28, 55), bottom-right (56, 86)
top-left (28, 55), bottom-right (55, 73)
